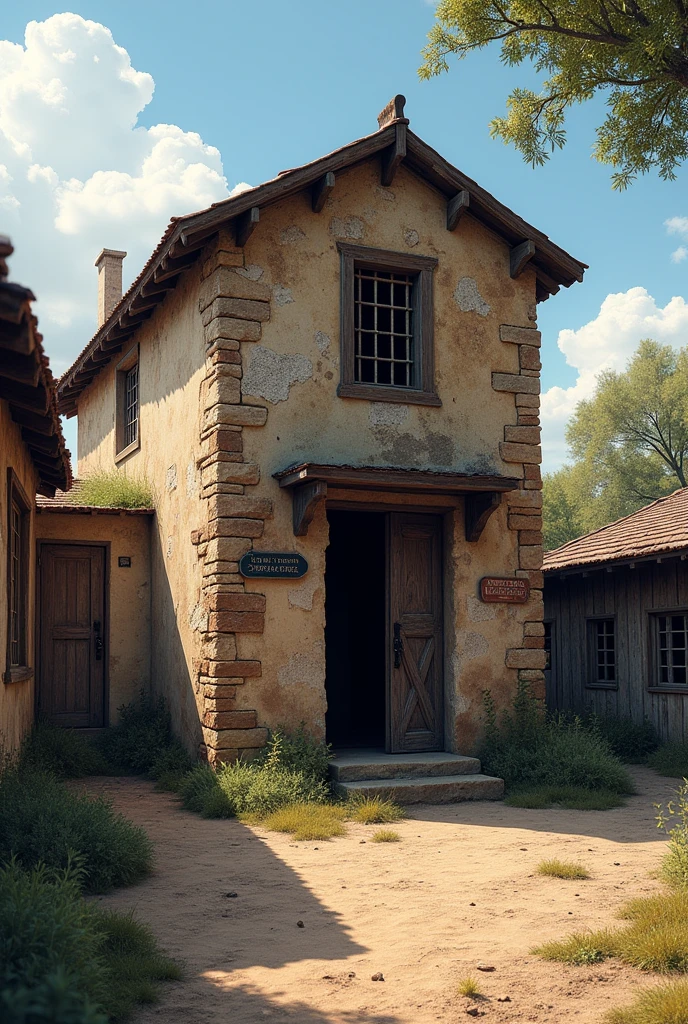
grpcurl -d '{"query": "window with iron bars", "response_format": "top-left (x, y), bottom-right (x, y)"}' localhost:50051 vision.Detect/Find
top-left (653, 613), bottom-right (688, 688)
top-left (124, 363), bottom-right (139, 448)
top-left (354, 267), bottom-right (415, 388)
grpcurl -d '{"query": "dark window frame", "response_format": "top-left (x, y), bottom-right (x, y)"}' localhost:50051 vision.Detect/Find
top-left (115, 344), bottom-right (140, 462)
top-left (337, 242), bottom-right (440, 407)
top-left (4, 468), bottom-right (32, 684)
top-left (543, 619), bottom-right (553, 672)
top-left (585, 615), bottom-right (617, 690)
top-left (649, 609), bottom-right (688, 692)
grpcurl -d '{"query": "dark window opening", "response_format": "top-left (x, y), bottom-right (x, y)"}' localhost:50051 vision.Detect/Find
top-left (655, 613), bottom-right (688, 688)
top-left (543, 621), bottom-right (552, 671)
top-left (593, 618), bottom-right (615, 684)
top-left (355, 267), bottom-right (415, 388)
top-left (124, 363), bottom-right (139, 448)
top-left (5, 469), bottom-right (30, 682)
top-left (325, 510), bottom-right (386, 748)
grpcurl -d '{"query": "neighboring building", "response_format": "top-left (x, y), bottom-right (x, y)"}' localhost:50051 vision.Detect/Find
top-left (0, 236), bottom-right (71, 751)
top-left (56, 97), bottom-right (585, 763)
top-left (543, 488), bottom-right (688, 742)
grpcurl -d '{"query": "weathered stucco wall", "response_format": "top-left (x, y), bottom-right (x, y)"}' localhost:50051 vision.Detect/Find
top-left (34, 511), bottom-right (152, 722)
top-left (76, 266), bottom-right (208, 749)
top-left (0, 399), bottom-right (39, 752)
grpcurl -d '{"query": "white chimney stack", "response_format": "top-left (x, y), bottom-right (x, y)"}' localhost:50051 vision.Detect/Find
top-left (95, 248), bottom-right (126, 327)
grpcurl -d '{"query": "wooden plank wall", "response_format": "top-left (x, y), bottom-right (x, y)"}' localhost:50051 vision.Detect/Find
top-left (544, 560), bottom-right (688, 742)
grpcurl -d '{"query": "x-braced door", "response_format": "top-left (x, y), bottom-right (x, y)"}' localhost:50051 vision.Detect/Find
top-left (388, 513), bottom-right (444, 752)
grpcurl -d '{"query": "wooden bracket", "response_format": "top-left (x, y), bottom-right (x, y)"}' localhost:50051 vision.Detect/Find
top-left (235, 207), bottom-right (260, 248)
top-left (312, 172), bottom-right (335, 213)
top-left (381, 124), bottom-right (406, 187)
top-left (377, 94), bottom-right (407, 129)
top-left (447, 190), bottom-right (470, 231)
top-left (465, 492), bottom-right (502, 542)
top-left (293, 480), bottom-right (327, 536)
top-left (510, 239), bottom-right (535, 279)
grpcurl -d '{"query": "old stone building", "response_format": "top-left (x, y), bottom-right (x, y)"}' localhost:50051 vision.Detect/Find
top-left (0, 236), bottom-right (71, 751)
top-left (52, 97), bottom-right (585, 768)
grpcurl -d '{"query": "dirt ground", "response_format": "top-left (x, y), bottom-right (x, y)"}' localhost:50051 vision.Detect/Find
top-left (84, 766), bottom-right (680, 1024)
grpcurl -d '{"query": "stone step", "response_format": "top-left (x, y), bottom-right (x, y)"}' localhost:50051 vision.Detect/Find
top-left (333, 773), bottom-right (504, 805)
top-left (329, 750), bottom-right (482, 783)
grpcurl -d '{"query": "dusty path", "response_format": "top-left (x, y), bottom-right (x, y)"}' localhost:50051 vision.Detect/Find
top-left (85, 766), bottom-right (679, 1024)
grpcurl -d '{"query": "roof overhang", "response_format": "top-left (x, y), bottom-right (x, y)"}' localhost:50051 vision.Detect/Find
top-left (57, 100), bottom-right (586, 417)
top-left (544, 547), bottom-right (688, 578)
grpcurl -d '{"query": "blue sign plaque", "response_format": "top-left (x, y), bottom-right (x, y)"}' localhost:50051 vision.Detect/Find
top-left (239, 551), bottom-right (308, 579)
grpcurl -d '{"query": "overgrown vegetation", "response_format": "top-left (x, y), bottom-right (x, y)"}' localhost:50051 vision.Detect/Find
top-left (348, 796), bottom-right (405, 825)
top-left (260, 803), bottom-right (347, 841)
top-left (79, 472), bottom-right (155, 509)
top-left (606, 980), bottom-right (688, 1024)
top-left (480, 683), bottom-right (634, 801)
top-left (590, 714), bottom-right (659, 763)
top-left (506, 785), bottom-right (626, 810)
top-left (648, 743), bottom-right (688, 779)
top-left (96, 691), bottom-right (194, 780)
top-left (537, 859), bottom-right (590, 881)
top-left (657, 781), bottom-right (688, 891)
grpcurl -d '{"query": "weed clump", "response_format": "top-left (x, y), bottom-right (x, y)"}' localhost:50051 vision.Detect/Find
top-left (649, 744), bottom-right (688, 779)
top-left (20, 722), bottom-right (111, 778)
top-left (537, 859), bottom-right (590, 880)
top-left (605, 980), bottom-right (688, 1023)
top-left (480, 682), bottom-right (633, 797)
top-left (348, 796), bottom-right (405, 824)
top-left (588, 714), bottom-right (659, 763)
top-left (260, 803), bottom-right (347, 840)
top-left (656, 780), bottom-right (688, 890)
top-left (506, 786), bottom-right (626, 810)
top-left (457, 976), bottom-right (482, 998)
top-left (78, 472), bottom-right (154, 509)
top-left (371, 829), bottom-right (401, 843)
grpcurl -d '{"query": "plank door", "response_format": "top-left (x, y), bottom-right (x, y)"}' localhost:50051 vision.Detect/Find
top-left (388, 513), bottom-right (444, 752)
top-left (38, 545), bottom-right (106, 728)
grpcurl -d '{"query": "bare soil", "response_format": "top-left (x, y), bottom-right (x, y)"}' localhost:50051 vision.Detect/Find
top-left (84, 766), bottom-right (678, 1024)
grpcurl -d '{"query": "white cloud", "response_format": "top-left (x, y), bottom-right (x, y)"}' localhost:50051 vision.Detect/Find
top-left (0, 14), bottom-right (242, 386)
top-left (666, 216), bottom-right (688, 237)
top-left (672, 246), bottom-right (688, 263)
top-left (542, 288), bottom-right (688, 470)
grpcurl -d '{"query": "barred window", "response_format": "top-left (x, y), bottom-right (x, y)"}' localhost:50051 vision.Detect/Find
top-left (115, 345), bottom-right (140, 460)
top-left (124, 363), bottom-right (139, 448)
top-left (355, 267), bottom-right (415, 388)
top-left (589, 618), bottom-right (615, 685)
top-left (654, 613), bottom-right (688, 688)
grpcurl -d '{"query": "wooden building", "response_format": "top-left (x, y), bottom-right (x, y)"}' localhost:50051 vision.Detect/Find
top-left (543, 488), bottom-right (688, 742)
top-left (49, 96), bottom-right (584, 781)
top-left (0, 235), bottom-right (71, 751)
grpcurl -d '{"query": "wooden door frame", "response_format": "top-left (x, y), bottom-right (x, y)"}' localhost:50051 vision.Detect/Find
top-left (35, 540), bottom-right (111, 727)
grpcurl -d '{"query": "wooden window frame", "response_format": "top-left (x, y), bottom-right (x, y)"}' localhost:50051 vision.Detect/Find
top-left (4, 468), bottom-right (32, 684)
top-left (337, 242), bottom-right (440, 407)
top-left (585, 615), bottom-right (618, 690)
top-left (543, 619), bottom-right (553, 672)
top-left (648, 608), bottom-right (688, 693)
top-left (115, 344), bottom-right (140, 462)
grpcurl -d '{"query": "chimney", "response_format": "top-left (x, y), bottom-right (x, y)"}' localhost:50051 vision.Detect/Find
top-left (95, 248), bottom-right (126, 327)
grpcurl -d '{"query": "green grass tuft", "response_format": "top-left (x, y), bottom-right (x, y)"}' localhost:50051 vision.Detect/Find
top-left (589, 715), bottom-right (659, 763)
top-left (20, 722), bottom-right (111, 778)
top-left (537, 858), bottom-right (591, 880)
top-left (457, 976), bottom-right (483, 998)
top-left (347, 796), bottom-right (405, 824)
top-left (371, 829), bottom-right (401, 843)
top-left (96, 908), bottom-right (182, 1020)
top-left (535, 930), bottom-right (615, 965)
top-left (259, 803), bottom-right (347, 840)
top-left (506, 785), bottom-right (626, 810)
top-left (648, 744), bottom-right (688, 779)
top-left (605, 979), bottom-right (688, 1023)
top-left (78, 473), bottom-right (154, 509)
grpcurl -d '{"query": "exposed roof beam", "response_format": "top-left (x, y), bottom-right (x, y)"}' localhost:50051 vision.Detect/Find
top-left (312, 171), bottom-right (335, 213)
top-left (235, 207), bottom-right (260, 247)
top-left (380, 124), bottom-right (406, 187)
top-left (0, 349), bottom-right (40, 385)
top-left (510, 239), bottom-right (536, 279)
top-left (447, 190), bottom-right (470, 232)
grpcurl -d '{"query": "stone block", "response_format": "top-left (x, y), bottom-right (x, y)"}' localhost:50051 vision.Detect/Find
top-left (206, 747), bottom-right (240, 766)
top-left (523, 622), bottom-right (545, 637)
top-left (202, 682), bottom-right (242, 699)
top-left (515, 393), bottom-right (540, 409)
top-left (524, 464), bottom-right (541, 481)
top-left (199, 267), bottom-right (271, 311)
top-left (204, 429), bottom-right (243, 456)
top-left (519, 545), bottom-right (543, 570)
top-left (202, 484), bottom-right (244, 498)
top-left (500, 442), bottom-right (542, 465)
top-left (209, 611), bottom-right (264, 633)
top-left (210, 348), bottom-right (242, 366)
top-left (204, 316), bottom-right (261, 344)
top-left (518, 414), bottom-right (540, 426)
top-left (492, 373), bottom-right (540, 395)
top-left (524, 636), bottom-right (545, 649)
top-left (201, 296), bottom-right (270, 326)
top-left (205, 375), bottom-right (242, 408)
top-left (203, 560), bottom-right (240, 577)
top-left (202, 462), bottom-right (260, 488)
top-left (205, 537), bottom-right (252, 563)
top-left (518, 669), bottom-right (545, 683)
top-left (519, 530), bottom-right (543, 546)
top-left (504, 425), bottom-right (541, 445)
top-left (202, 249), bottom-right (244, 278)
top-left (207, 592), bottom-right (265, 613)
top-left (505, 489), bottom-right (542, 509)
top-left (202, 403), bottom-right (268, 431)
top-left (506, 648), bottom-right (547, 669)
top-left (204, 696), bottom-right (238, 712)
top-left (524, 479), bottom-right (542, 490)
top-left (519, 346), bottom-right (542, 370)
top-left (204, 726), bottom-right (268, 750)
top-left (520, 369), bottom-right (539, 378)
top-left (207, 494), bottom-right (273, 522)
top-left (499, 325), bottom-right (542, 347)
top-left (201, 632), bottom-right (238, 660)
top-left (203, 573), bottom-right (244, 587)
top-left (517, 569), bottom-right (545, 588)
top-left (203, 709), bottom-right (258, 730)
top-left (206, 516), bottom-right (265, 539)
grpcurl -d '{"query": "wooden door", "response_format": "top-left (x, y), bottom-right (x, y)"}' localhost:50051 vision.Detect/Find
top-left (38, 545), bottom-right (106, 728)
top-left (388, 513), bottom-right (443, 752)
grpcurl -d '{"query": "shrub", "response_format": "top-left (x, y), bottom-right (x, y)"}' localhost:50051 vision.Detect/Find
top-left (260, 803), bottom-right (347, 840)
top-left (371, 829), bottom-right (401, 843)
top-left (648, 744), bottom-right (688, 779)
top-left (217, 760), bottom-right (329, 817)
top-left (537, 859), bottom-right (590, 880)
top-left (78, 473), bottom-right (154, 510)
top-left (605, 980), bottom-right (688, 1023)
top-left (178, 765), bottom-right (234, 818)
top-left (480, 683), bottom-right (633, 795)
top-left (20, 723), bottom-right (110, 778)
top-left (348, 796), bottom-right (405, 824)
top-left (253, 725), bottom-right (332, 784)
top-left (588, 714), bottom-right (659, 762)
top-left (657, 781), bottom-right (688, 890)
top-left (0, 767), bottom-right (152, 893)
top-left (505, 785), bottom-right (626, 810)
top-left (96, 691), bottom-right (175, 775)
top-left (95, 908), bottom-right (181, 1020)
top-left (457, 976), bottom-right (482, 998)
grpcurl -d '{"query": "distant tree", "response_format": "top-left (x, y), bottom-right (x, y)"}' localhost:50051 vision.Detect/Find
top-left (420, 1), bottom-right (688, 188)
top-left (543, 340), bottom-right (688, 549)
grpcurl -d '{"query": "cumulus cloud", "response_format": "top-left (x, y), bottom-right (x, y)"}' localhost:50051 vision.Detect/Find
top-left (672, 246), bottom-right (688, 264)
top-left (0, 14), bottom-right (239, 383)
top-left (542, 288), bottom-right (688, 470)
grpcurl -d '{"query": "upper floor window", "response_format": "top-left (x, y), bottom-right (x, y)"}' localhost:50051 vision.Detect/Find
top-left (5, 469), bottom-right (31, 683)
top-left (652, 612), bottom-right (688, 689)
top-left (587, 617), bottom-right (616, 687)
top-left (115, 345), bottom-right (140, 461)
top-left (337, 242), bottom-right (440, 407)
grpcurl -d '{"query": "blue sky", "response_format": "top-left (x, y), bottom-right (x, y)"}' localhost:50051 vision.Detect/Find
top-left (2, 3), bottom-right (687, 467)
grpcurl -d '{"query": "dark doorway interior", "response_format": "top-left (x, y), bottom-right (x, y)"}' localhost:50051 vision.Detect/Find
top-left (325, 510), bottom-right (386, 748)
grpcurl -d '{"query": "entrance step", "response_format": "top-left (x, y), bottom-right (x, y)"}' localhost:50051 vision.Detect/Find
top-left (333, 773), bottom-right (504, 805)
top-left (329, 750), bottom-right (483, 783)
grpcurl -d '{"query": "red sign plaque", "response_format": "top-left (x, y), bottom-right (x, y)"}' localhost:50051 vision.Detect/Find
top-left (480, 577), bottom-right (530, 604)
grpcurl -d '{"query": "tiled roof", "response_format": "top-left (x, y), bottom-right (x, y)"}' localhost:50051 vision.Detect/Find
top-left (36, 479), bottom-right (153, 515)
top-left (57, 96), bottom-right (586, 417)
top-left (543, 487), bottom-right (688, 573)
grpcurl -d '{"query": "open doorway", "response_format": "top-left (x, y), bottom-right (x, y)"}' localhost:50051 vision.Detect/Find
top-left (324, 510), bottom-right (386, 748)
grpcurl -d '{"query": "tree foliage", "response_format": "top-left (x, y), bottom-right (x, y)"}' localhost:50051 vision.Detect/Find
top-left (420, 1), bottom-right (688, 188)
top-left (543, 340), bottom-right (688, 550)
